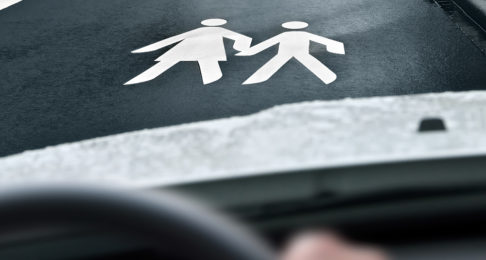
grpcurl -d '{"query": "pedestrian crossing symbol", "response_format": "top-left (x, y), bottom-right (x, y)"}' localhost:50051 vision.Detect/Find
top-left (125, 19), bottom-right (345, 86)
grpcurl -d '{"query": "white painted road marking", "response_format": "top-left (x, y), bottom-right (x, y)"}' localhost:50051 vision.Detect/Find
top-left (125, 18), bottom-right (252, 85)
top-left (0, 0), bottom-right (22, 11)
top-left (128, 19), bottom-right (344, 86)
top-left (237, 21), bottom-right (345, 85)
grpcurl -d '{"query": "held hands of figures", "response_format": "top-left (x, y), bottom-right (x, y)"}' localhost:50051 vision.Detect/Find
top-left (235, 40), bottom-right (263, 56)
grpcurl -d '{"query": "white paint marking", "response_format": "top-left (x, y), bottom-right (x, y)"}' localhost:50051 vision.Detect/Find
top-left (0, 0), bottom-right (22, 11)
top-left (282, 21), bottom-right (308, 30)
top-left (201, 18), bottom-right (227, 27)
top-left (125, 18), bottom-right (252, 85)
top-left (237, 21), bottom-right (345, 85)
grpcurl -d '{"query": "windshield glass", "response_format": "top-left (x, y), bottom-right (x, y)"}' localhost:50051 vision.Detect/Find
top-left (1, 0), bottom-right (485, 186)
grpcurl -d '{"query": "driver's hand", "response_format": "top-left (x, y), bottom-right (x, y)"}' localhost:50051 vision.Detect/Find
top-left (281, 231), bottom-right (388, 260)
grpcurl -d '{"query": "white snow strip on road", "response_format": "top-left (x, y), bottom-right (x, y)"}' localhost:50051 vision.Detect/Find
top-left (1, 91), bottom-right (486, 188)
top-left (0, 0), bottom-right (21, 11)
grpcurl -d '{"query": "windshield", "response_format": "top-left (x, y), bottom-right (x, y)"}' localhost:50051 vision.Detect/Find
top-left (0, 0), bottom-right (485, 186)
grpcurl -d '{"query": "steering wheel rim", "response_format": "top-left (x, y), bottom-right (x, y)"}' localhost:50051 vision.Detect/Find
top-left (0, 185), bottom-right (276, 260)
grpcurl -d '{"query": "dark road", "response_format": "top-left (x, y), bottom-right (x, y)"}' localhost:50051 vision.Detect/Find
top-left (1, 0), bottom-right (485, 156)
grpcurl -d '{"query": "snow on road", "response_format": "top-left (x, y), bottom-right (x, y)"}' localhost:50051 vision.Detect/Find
top-left (1, 91), bottom-right (486, 187)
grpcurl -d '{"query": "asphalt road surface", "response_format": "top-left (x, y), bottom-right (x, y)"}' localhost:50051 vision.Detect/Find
top-left (1, 0), bottom-right (485, 157)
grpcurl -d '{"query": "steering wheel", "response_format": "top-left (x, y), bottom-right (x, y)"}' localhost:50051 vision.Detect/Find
top-left (0, 185), bottom-right (276, 260)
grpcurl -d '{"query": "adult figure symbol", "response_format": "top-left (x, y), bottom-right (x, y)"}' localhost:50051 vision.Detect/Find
top-left (237, 21), bottom-right (345, 85)
top-left (125, 18), bottom-right (252, 85)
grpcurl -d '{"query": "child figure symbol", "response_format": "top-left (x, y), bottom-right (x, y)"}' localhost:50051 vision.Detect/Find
top-left (237, 21), bottom-right (345, 85)
top-left (125, 18), bottom-right (252, 85)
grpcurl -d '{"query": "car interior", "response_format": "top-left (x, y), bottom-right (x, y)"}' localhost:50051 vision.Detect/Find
top-left (0, 155), bottom-right (486, 259)
top-left (0, 0), bottom-right (485, 259)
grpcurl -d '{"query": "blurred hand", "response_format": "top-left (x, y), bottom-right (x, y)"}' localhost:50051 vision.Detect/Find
top-left (281, 231), bottom-right (388, 260)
